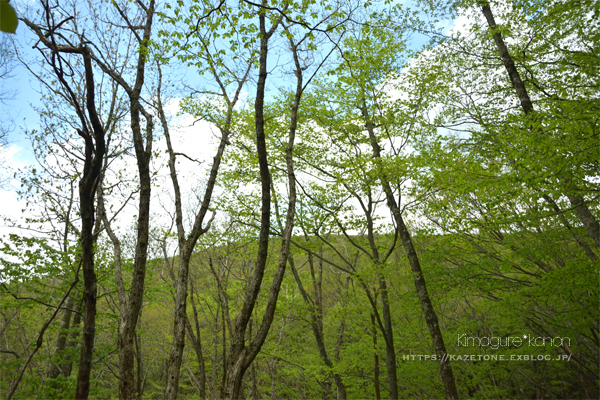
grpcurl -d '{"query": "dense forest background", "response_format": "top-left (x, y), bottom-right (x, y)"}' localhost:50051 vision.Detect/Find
top-left (0, 0), bottom-right (598, 399)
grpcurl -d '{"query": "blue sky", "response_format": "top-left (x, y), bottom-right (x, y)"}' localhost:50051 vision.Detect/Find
top-left (1, 0), bottom-right (436, 166)
top-left (2, 26), bottom-right (39, 165)
top-left (0, 0), bottom-right (450, 239)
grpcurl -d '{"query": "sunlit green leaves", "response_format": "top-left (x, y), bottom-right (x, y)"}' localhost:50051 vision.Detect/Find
top-left (0, 235), bottom-right (76, 282)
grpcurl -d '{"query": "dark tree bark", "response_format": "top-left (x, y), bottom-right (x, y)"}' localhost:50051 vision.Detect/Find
top-left (73, 46), bottom-right (106, 400)
top-left (89, 1), bottom-right (156, 396)
top-left (361, 105), bottom-right (460, 400)
top-left (27, 2), bottom-right (156, 398)
top-left (371, 313), bottom-right (381, 400)
top-left (222, 9), bottom-right (299, 398)
top-left (221, 12), bottom-right (277, 396)
top-left (22, 13), bottom-right (108, 395)
top-left (161, 44), bottom-right (249, 398)
top-left (94, 3), bottom-right (156, 398)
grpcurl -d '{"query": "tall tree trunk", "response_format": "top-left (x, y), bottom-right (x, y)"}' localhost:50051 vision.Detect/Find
top-left (45, 1), bottom-right (159, 398)
top-left (480, 2), bottom-right (600, 249)
top-left (221, 13), bottom-right (275, 396)
top-left (115, 3), bottom-right (155, 398)
top-left (220, 10), bottom-right (272, 397)
top-left (361, 106), bottom-right (459, 399)
top-left (74, 48), bottom-right (107, 400)
top-left (371, 313), bottom-right (381, 400)
top-left (161, 51), bottom-right (238, 397)
top-left (378, 275), bottom-right (398, 400)
top-left (76, 185), bottom-right (97, 400)
top-left (222, 10), bottom-right (297, 397)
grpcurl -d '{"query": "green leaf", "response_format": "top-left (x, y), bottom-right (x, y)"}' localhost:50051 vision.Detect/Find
top-left (0, 0), bottom-right (18, 33)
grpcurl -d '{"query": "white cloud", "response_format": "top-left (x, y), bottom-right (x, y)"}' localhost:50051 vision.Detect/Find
top-left (0, 144), bottom-right (36, 241)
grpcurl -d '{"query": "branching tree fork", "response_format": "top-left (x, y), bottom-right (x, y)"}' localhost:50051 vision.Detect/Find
top-left (23, 8), bottom-right (107, 396)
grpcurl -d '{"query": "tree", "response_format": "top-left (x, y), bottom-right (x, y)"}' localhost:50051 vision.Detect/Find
top-left (87, 1), bottom-right (157, 397)
top-left (410, 0), bottom-right (599, 250)
top-left (170, 1), bottom-right (350, 397)
top-left (5, 0), bottom-right (598, 398)
top-left (22, 6), bottom-right (108, 396)
top-left (402, 0), bottom-right (599, 396)
top-left (219, 7), bottom-right (292, 397)
top-left (299, 16), bottom-right (459, 398)
top-left (158, 23), bottom-right (250, 400)
top-left (478, 0), bottom-right (599, 248)
top-left (22, 1), bottom-right (160, 398)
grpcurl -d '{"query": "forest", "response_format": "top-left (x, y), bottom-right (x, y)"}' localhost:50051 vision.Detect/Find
top-left (0, 0), bottom-right (598, 399)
